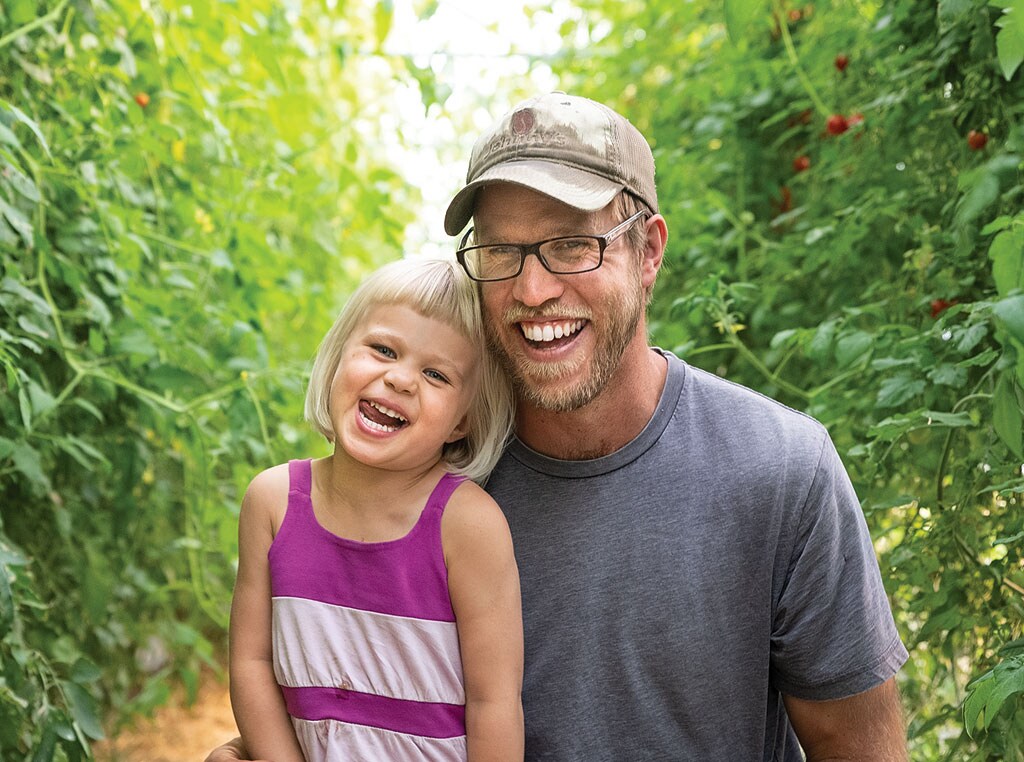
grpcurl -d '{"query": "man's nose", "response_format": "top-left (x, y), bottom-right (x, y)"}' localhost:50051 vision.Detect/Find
top-left (511, 254), bottom-right (564, 307)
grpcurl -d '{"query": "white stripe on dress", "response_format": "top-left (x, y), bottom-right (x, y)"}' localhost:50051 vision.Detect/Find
top-left (293, 717), bottom-right (466, 762)
top-left (272, 596), bottom-right (465, 705)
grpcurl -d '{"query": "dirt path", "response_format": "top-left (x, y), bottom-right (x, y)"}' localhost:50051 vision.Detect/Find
top-left (95, 678), bottom-right (238, 762)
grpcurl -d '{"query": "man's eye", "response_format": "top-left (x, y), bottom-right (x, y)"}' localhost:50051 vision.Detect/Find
top-left (484, 245), bottom-right (522, 259)
top-left (549, 237), bottom-right (594, 254)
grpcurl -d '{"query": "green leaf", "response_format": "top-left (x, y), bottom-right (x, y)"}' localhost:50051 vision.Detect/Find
top-left (0, 100), bottom-right (51, 158)
top-left (993, 294), bottom-right (1024, 345)
top-left (989, 227), bottom-right (1024, 296)
top-left (983, 658), bottom-right (1024, 729)
top-left (63, 682), bottom-right (105, 741)
top-left (993, 375), bottom-right (1024, 457)
top-left (927, 364), bottom-right (968, 388)
top-left (956, 323), bottom-right (989, 354)
top-left (995, 10), bottom-right (1024, 80)
top-left (956, 171), bottom-right (1001, 228)
top-left (958, 348), bottom-right (999, 368)
top-left (965, 670), bottom-right (996, 736)
top-left (877, 376), bottom-right (926, 408)
top-left (0, 122), bottom-right (23, 150)
top-left (982, 215), bottom-right (1014, 235)
top-left (938, 0), bottom-right (974, 28)
top-left (0, 559), bottom-right (14, 632)
top-left (0, 197), bottom-right (34, 248)
top-left (834, 331), bottom-right (873, 368)
top-left (30, 727), bottom-right (56, 762)
top-left (374, 0), bottom-right (394, 47)
top-left (922, 410), bottom-right (976, 428)
top-left (724, 0), bottom-right (767, 43)
top-left (868, 414), bottom-right (917, 442)
top-left (18, 384), bottom-right (31, 429)
top-left (10, 441), bottom-right (49, 489)
top-left (0, 158), bottom-right (41, 202)
top-left (70, 658), bottom-right (102, 685)
top-left (113, 328), bottom-right (159, 359)
top-left (26, 378), bottom-right (56, 420)
top-left (920, 605), bottom-right (961, 638)
top-left (1, 277), bottom-right (52, 315)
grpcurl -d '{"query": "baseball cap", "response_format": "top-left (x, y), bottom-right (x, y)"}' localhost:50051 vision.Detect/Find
top-left (443, 92), bottom-right (658, 236)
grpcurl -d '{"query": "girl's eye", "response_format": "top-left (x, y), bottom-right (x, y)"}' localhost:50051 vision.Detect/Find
top-left (372, 344), bottom-right (396, 358)
top-left (424, 369), bottom-right (449, 384)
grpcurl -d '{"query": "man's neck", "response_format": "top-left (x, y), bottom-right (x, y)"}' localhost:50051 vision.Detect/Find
top-left (513, 344), bottom-right (668, 460)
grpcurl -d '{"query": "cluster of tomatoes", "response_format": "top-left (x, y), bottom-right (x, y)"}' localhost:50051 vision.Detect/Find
top-left (784, 52), bottom-right (987, 196)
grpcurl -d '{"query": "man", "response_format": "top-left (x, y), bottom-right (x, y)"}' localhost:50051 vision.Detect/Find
top-left (208, 92), bottom-right (908, 760)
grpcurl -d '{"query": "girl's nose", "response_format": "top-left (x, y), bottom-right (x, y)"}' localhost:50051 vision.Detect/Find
top-left (384, 364), bottom-right (416, 393)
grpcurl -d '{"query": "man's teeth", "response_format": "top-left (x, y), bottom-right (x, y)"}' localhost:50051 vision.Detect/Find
top-left (521, 320), bottom-right (584, 343)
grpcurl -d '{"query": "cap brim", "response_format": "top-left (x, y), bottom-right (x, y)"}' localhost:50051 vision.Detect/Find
top-left (443, 160), bottom-right (624, 236)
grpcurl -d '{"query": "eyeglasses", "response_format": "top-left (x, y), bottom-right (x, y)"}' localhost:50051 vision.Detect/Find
top-left (456, 209), bottom-right (649, 283)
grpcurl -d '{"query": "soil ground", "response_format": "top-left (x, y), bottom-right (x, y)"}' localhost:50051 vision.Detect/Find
top-left (94, 678), bottom-right (238, 762)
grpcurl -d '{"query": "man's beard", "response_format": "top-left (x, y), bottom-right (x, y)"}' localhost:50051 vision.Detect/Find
top-left (485, 280), bottom-right (644, 413)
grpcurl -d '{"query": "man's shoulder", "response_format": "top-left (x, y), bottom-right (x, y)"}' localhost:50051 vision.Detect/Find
top-left (675, 358), bottom-right (827, 442)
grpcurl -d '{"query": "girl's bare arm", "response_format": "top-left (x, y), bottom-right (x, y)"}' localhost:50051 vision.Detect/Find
top-left (443, 482), bottom-right (525, 761)
top-left (229, 467), bottom-right (306, 762)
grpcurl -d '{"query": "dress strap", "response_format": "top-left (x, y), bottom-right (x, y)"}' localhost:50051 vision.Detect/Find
top-left (288, 458), bottom-right (313, 497)
top-left (427, 472), bottom-right (468, 515)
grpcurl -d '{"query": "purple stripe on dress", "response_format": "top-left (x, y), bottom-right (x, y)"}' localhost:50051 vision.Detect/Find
top-left (280, 685), bottom-right (466, 740)
top-left (269, 462), bottom-right (463, 621)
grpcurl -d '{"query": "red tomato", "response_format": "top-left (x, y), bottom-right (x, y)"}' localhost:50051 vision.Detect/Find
top-left (826, 114), bottom-right (849, 135)
top-left (967, 130), bottom-right (988, 150)
top-left (134, 92), bottom-right (150, 108)
top-left (835, 54), bottom-right (849, 72)
top-left (793, 155), bottom-right (811, 173)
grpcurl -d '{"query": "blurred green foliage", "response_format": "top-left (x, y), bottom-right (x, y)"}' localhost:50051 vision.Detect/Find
top-left (0, 0), bottom-right (422, 758)
top-left (548, 0), bottom-right (1024, 758)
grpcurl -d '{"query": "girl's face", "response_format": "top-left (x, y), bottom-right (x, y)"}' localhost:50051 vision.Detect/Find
top-left (328, 303), bottom-right (480, 475)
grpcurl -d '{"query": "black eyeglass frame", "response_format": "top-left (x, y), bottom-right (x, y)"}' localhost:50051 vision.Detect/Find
top-left (455, 209), bottom-right (650, 283)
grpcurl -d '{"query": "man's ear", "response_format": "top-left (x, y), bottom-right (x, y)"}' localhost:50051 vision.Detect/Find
top-left (640, 214), bottom-right (668, 292)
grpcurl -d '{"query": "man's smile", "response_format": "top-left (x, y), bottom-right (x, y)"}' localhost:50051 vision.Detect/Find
top-left (519, 319), bottom-right (586, 345)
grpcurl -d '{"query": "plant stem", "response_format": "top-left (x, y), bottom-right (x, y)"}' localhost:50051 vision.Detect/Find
top-left (0, 0), bottom-right (71, 51)
top-left (772, 0), bottom-right (832, 117)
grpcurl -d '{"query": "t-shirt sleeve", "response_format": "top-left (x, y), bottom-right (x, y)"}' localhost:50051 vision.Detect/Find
top-left (769, 432), bottom-right (908, 700)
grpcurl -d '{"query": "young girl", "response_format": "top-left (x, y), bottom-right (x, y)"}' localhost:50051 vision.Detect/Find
top-left (229, 257), bottom-right (523, 762)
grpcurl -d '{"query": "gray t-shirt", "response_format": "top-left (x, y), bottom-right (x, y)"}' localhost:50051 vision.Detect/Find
top-left (486, 350), bottom-right (908, 761)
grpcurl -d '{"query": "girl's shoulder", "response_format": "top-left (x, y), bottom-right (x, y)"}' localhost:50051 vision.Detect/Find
top-left (440, 477), bottom-right (512, 554)
top-left (241, 462), bottom-right (292, 532)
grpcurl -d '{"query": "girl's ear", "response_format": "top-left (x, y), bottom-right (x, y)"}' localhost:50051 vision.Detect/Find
top-left (444, 415), bottom-right (470, 444)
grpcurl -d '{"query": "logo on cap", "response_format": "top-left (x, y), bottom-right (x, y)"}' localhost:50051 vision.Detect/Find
top-left (510, 108), bottom-right (535, 135)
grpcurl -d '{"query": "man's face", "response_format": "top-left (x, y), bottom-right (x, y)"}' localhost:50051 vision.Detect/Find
top-left (473, 184), bottom-right (647, 412)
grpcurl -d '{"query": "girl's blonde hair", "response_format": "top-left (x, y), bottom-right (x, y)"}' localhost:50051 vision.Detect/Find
top-left (304, 257), bottom-right (514, 484)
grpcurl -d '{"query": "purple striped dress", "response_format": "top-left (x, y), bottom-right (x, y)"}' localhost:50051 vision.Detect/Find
top-left (269, 459), bottom-right (468, 761)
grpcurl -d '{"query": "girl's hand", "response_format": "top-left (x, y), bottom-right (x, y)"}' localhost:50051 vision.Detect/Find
top-left (203, 736), bottom-right (270, 762)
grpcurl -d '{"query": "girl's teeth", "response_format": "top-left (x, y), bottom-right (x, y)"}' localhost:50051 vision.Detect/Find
top-left (370, 401), bottom-right (406, 422)
top-left (361, 414), bottom-right (399, 433)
